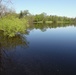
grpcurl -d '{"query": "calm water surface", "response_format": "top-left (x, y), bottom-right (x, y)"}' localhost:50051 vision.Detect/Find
top-left (0, 25), bottom-right (76, 75)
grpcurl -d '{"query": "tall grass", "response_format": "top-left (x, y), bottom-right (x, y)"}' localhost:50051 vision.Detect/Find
top-left (0, 15), bottom-right (28, 37)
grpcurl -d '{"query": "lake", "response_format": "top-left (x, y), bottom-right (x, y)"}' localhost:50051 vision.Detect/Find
top-left (0, 24), bottom-right (76, 75)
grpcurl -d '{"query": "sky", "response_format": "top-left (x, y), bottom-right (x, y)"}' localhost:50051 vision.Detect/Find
top-left (10, 0), bottom-right (76, 18)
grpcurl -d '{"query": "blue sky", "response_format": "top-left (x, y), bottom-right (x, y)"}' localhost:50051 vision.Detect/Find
top-left (11, 0), bottom-right (76, 18)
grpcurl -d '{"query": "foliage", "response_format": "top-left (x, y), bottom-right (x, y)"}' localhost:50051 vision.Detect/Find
top-left (19, 10), bottom-right (30, 19)
top-left (0, 15), bottom-right (28, 37)
top-left (0, 31), bottom-right (29, 50)
top-left (19, 11), bottom-right (24, 18)
top-left (18, 11), bottom-right (76, 24)
top-left (0, 7), bottom-right (76, 37)
top-left (33, 13), bottom-right (75, 24)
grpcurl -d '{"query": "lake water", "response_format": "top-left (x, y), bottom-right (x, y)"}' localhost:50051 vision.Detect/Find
top-left (0, 24), bottom-right (76, 75)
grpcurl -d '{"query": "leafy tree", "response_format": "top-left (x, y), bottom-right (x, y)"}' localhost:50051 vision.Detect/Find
top-left (23, 10), bottom-right (30, 16)
top-left (19, 11), bottom-right (23, 19)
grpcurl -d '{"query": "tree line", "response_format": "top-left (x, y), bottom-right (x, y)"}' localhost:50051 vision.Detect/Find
top-left (0, 0), bottom-right (76, 24)
top-left (19, 10), bottom-right (76, 24)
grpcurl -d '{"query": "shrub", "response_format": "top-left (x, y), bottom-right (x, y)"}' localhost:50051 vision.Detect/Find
top-left (0, 15), bottom-right (28, 37)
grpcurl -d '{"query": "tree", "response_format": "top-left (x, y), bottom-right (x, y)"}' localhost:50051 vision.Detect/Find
top-left (19, 11), bottom-right (23, 19)
top-left (23, 10), bottom-right (30, 16)
top-left (0, 0), bottom-right (12, 17)
top-left (0, 0), bottom-right (2, 3)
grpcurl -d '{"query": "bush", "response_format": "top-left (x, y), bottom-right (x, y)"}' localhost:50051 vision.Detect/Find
top-left (0, 15), bottom-right (28, 37)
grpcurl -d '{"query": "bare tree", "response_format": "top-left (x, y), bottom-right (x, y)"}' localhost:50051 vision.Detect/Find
top-left (0, 0), bottom-right (12, 4)
top-left (0, 0), bottom-right (12, 17)
top-left (0, 0), bottom-right (2, 3)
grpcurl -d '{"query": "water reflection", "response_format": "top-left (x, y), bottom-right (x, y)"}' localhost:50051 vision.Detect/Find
top-left (0, 32), bottom-right (29, 74)
top-left (0, 24), bottom-right (76, 75)
top-left (28, 23), bottom-right (76, 32)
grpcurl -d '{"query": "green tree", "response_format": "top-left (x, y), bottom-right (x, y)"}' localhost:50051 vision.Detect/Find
top-left (19, 11), bottom-right (23, 18)
top-left (23, 10), bottom-right (30, 16)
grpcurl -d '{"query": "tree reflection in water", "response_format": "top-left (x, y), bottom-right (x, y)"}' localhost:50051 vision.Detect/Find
top-left (0, 24), bottom-right (76, 75)
top-left (0, 31), bottom-right (29, 74)
top-left (28, 23), bottom-right (76, 32)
